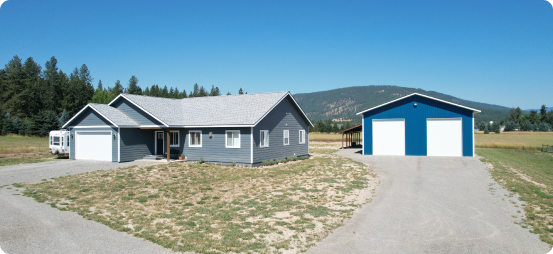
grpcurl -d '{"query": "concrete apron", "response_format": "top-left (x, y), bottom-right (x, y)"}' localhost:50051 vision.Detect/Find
top-left (308, 149), bottom-right (550, 254)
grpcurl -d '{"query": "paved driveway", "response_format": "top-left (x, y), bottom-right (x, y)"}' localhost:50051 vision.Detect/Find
top-left (308, 149), bottom-right (550, 254)
top-left (0, 160), bottom-right (182, 254)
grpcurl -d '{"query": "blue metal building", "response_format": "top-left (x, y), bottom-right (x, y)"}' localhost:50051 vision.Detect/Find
top-left (356, 93), bottom-right (480, 157)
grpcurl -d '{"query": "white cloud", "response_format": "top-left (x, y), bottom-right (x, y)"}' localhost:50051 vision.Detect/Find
top-left (0, 0), bottom-right (8, 9)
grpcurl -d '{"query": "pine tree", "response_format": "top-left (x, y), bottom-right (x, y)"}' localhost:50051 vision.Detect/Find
top-left (161, 86), bottom-right (169, 98)
top-left (2, 113), bottom-right (15, 135)
top-left (483, 124), bottom-right (489, 134)
top-left (226, 91), bottom-right (231, 95)
top-left (199, 86), bottom-right (208, 97)
top-left (28, 111), bottom-right (45, 136)
top-left (538, 122), bottom-right (551, 132)
top-left (127, 75), bottom-right (141, 95)
top-left (332, 123), bottom-right (339, 133)
top-left (143, 86), bottom-right (150, 96)
top-left (540, 105), bottom-right (547, 123)
top-left (0, 108), bottom-right (4, 134)
top-left (13, 117), bottom-right (22, 135)
top-left (42, 110), bottom-right (60, 136)
top-left (19, 119), bottom-right (28, 136)
top-left (59, 109), bottom-right (69, 128)
top-left (238, 88), bottom-right (244, 95)
top-left (192, 83), bottom-right (199, 97)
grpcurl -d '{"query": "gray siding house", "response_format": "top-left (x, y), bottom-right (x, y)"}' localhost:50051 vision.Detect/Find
top-left (62, 91), bottom-right (313, 166)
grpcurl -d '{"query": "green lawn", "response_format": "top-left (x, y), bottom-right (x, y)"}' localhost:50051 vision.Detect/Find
top-left (477, 148), bottom-right (553, 245)
top-left (23, 143), bottom-right (378, 253)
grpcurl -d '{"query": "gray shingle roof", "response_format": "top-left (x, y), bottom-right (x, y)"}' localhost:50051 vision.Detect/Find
top-left (88, 103), bottom-right (139, 126)
top-left (119, 91), bottom-right (306, 126)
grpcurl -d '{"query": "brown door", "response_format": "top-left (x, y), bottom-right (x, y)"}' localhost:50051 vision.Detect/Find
top-left (156, 132), bottom-right (163, 155)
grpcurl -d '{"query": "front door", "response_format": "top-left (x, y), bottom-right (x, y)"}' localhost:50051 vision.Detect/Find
top-left (156, 132), bottom-right (163, 155)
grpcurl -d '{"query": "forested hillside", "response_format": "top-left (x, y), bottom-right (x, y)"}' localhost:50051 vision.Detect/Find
top-left (294, 86), bottom-right (510, 124)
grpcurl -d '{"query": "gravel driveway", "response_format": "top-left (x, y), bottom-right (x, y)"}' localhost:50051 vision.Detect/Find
top-left (308, 149), bottom-right (550, 254)
top-left (0, 159), bottom-right (182, 254)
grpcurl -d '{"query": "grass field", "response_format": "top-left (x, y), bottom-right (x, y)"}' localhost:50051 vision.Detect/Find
top-left (0, 134), bottom-right (58, 166)
top-left (309, 132), bottom-right (361, 142)
top-left (23, 143), bottom-right (378, 253)
top-left (477, 148), bottom-right (553, 245)
top-left (475, 132), bottom-right (553, 151)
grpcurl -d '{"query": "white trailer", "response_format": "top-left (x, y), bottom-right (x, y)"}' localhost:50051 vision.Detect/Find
top-left (49, 130), bottom-right (70, 155)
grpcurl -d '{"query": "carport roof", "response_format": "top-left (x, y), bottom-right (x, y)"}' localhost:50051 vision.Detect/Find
top-left (356, 93), bottom-right (481, 115)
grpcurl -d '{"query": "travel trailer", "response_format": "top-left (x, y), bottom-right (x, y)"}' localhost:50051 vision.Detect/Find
top-left (49, 130), bottom-right (70, 155)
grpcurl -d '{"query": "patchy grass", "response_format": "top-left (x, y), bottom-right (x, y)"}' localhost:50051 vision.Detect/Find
top-left (478, 148), bottom-right (553, 246)
top-left (0, 154), bottom-right (60, 167)
top-left (23, 143), bottom-right (378, 253)
top-left (0, 134), bottom-right (49, 154)
top-left (309, 133), bottom-right (349, 142)
top-left (476, 132), bottom-right (553, 151)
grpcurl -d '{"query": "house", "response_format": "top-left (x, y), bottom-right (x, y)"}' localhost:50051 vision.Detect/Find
top-left (356, 93), bottom-right (480, 157)
top-left (62, 91), bottom-right (313, 166)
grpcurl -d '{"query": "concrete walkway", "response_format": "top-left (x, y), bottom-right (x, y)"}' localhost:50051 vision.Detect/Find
top-left (308, 149), bottom-right (550, 254)
top-left (0, 160), bottom-right (181, 254)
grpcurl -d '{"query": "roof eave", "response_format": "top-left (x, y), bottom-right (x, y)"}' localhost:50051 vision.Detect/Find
top-left (356, 93), bottom-right (481, 115)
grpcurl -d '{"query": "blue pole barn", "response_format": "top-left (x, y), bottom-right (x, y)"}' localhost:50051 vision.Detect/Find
top-left (357, 93), bottom-right (480, 157)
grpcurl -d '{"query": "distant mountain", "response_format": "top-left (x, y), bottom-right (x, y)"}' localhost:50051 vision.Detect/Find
top-left (524, 107), bottom-right (553, 113)
top-left (293, 86), bottom-right (510, 124)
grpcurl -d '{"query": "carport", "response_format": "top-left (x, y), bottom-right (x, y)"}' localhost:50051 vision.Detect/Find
top-left (340, 124), bottom-right (362, 149)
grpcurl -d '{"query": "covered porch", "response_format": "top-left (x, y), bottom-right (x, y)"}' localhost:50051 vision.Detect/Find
top-left (340, 124), bottom-right (362, 149)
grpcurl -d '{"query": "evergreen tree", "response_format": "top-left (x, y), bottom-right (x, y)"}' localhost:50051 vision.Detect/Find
top-left (127, 75), bottom-right (141, 95)
top-left (28, 111), bottom-right (45, 136)
top-left (19, 119), bottom-right (28, 136)
top-left (2, 113), bottom-right (15, 135)
top-left (540, 105), bottom-right (547, 122)
top-left (332, 122), bottom-right (339, 133)
top-left (492, 121), bottom-right (500, 134)
top-left (483, 124), bottom-right (489, 134)
top-left (180, 89), bottom-right (188, 98)
top-left (344, 121), bottom-right (352, 130)
top-left (1, 56), bottom-right (26, 118)
top-left (209, 85), bottom-right (221, 96)
top-left (42, 110), bottom-right (60, 135)
top-left (538, 122), bottom-right (551, 132)
top-left (161, 86), bottom-right (169, 98)
top-left (226, 91), bottom-right (231, 95)
top-left (59, 109), bottom-right (69, 128)
top-left (238, 88), bottom-right (244, 95)
top-left (192, 83), bottom-right (200, 97)
top-left (0, 108), bottom-right (4, 133)
top-left (143, 86), bottom-right (150, 96)
top-left (13, 117), bottom-right (22, 135)
top-left (504, 121), bottom-right (515, 132)
top-left (43, 56), bottom-right (61, 113)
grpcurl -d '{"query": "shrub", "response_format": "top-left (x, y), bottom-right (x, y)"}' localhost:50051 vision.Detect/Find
top-left (232, 161), bottom-right (236, 166)
top-left (180, 153), bottom-right (185, 157)
top-left (483, 124), bottom-right (489, 134)
top-left (198, 158), bottom-right (204, 164)
top-left (276, 158), bottom-right (286, 164)
top-left (287, 156), bottom-right (298, 161)
top-left (262, 160), bottom-right (270, 166)
top-left (268, 159), bottom-right (275, 165)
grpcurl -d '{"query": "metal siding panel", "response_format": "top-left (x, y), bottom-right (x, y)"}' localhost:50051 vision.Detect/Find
top-left (182, 127), bottom-right (252, 165)
top-left (70, 108), bottom-right (113, 126)
top-left (363, 95), bottom-right (474, 156)
top-left (252, 97), bottom-right (310, 164)
top-left (112, 98), bottom-right (163, 126)
top-left (119, 128), bottom-right (156, 162)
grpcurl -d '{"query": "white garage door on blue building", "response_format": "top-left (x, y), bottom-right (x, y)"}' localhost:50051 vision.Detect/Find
top-left (356, 93), bottom-right (480, 157)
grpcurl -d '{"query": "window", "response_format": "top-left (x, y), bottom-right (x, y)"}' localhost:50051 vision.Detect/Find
top-left (226, 130), bottom-right (240, 148)
top-left (299, 130), bottom-right (305, 144)
top-left (189, 131), bottom-right (202, 147)
top-left (61, 137), bottom-right (64, 146)
top-left (50, 136), bottom-right (53, 145)
top-left (67, 135), bottom-right (70, 146)
top-left (260, 130), bottom-right (269, 147)
top-left (283, 130), bottom-right (289, 145)
top-left (53, 136), bottom-right (60, 146)
top-left (170, 131), bottom-right (179, 147)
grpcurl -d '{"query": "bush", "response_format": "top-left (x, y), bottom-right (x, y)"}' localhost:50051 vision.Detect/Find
top-left (287, 156), bottom-right (298, 161)
top-left (268, 159), bottom-right (275, 165)
top-left (484, 124), bottom-right (489, 134)
top-left (232, 161), bottom-right (236, 166)
top-left (275, 158), bottom-right (286, 164)
top-left (262, 160), bottom-right (270, 166)
top-left (198, 158), bottom-right (204, 164)
top-left (180, 153), bottom-right (185, 157)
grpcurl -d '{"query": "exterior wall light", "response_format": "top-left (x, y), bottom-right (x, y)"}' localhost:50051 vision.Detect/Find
top-left (414, 103), bottom-right (417, 108)
top-left (209, 132), bottom-right (213, 138)
top-left (113, 133), bottom-right (117, 140)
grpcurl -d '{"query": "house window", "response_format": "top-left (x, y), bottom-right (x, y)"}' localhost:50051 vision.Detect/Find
top-left (299, 130), bottom-right (305, 144)
top-left (53, 136), bottom-right (60, 146)
top-left (283, 130), bottom-right (289, 145)
top-left (189, 131), bottom-right (202, 147)
top-left (226, 130), bottom-right (240, 148)
top-left (260, 130), bottom-right (269, 147)
top-left (170, 131), bottom-right (179, 147)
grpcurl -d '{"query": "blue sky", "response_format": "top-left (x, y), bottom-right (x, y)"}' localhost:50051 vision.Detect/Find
top-left (0, 0), bottom-right (552, 109)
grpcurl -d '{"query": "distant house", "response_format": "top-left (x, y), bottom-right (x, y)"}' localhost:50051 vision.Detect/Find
top-left (62, 91), bottom-right (313, 166)
top-left (356, 93), bottom-right (480, 157)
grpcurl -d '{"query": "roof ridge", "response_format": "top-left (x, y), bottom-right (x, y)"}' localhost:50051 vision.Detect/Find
top-left (123, 91), bottom-right (289, 101)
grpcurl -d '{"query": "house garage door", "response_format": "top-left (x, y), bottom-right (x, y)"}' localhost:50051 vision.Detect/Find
top-left (427, 119), bottom-right (462, 156)
top-left (372, 119), bottom-right (405, 155)
top-left (75, 131), bottom-right (112, 161)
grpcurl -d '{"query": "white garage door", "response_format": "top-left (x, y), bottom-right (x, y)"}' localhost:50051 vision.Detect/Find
top-left (427, 119), bottom-right (462, 156)
top-left (372, 119), bottom-right (405, 155)
top-left (75, 131), bottom-right (112, 161)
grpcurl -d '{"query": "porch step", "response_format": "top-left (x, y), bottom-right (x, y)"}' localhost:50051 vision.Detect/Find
top-left (143, 155), bottom-right (164, 160)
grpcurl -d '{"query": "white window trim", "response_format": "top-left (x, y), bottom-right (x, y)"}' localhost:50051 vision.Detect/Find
top-left (170, 130), bottom-right (180, 147)
top-left (225, 130), bottom-right (241, 148)
top-left (260, 130), bottom-right (269, 147)
top-left (189, 130), bottom-right (202, 147)
top-left (283, 130), bottom-right (289, 146)
top-left (299, 130), bottom-right (305, 144)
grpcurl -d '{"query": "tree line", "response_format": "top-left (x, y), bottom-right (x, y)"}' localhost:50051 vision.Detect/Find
top-left (309, 119), bottom-right (353, 133)
top-left (475, 105), bottom-right (553, 133)
top-left (0, 55), bottom-right (247, 137)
